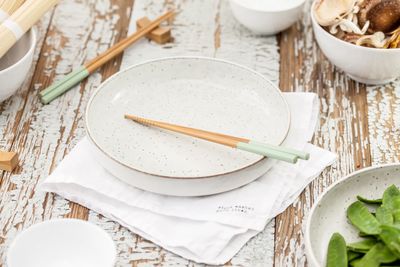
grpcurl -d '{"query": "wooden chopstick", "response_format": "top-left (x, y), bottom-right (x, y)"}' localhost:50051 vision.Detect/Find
top-left (124, 114), bottom-right (310, 164)
top-left (39, 10), bottom-right (175, 104)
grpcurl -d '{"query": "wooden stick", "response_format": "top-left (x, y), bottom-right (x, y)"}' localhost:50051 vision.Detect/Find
top-left (39, 10), bottom-right (175, 104)
top-left (0, 150), bottom-right (18, 172)
top-left (124, 114), bottom-right (304, 164)
top-left (124, 114), bottom-right (309, 160)
top-left (85, 10), bottom-right (174, 73)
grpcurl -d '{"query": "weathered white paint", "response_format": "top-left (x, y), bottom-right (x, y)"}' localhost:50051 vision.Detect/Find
top-left (367, 81), bottom-right (400, 164)
top-left (274, 0), bottom-right (374, 266)
top-left (0, 0), bottom-right (128, 264)
top-left (2, 0), bottom-right (398, 266)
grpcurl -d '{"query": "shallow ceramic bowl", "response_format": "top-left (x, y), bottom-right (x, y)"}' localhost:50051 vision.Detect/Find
top-left (305, 163), bottom-right (400, 267)
top-left (85, 57), bottom-right (290, 196)
top-left (311, 2), bottom-right (400, 85)
top-left (0, 28), bottom-right (36, 102)
top-left (7, 219), bottom-right (116, 267)
top-left (229, 0), bottom-right (305, 35)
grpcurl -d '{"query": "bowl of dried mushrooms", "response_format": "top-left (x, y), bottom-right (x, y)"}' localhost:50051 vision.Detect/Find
top-left (311, 0), bottom-right (400, 84)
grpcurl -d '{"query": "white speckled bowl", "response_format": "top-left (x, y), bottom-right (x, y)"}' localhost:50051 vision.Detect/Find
top-left (229, 0), bottom-right (305, 35)
top-left (85, 57), bottom-right (290, 196)
top-left (0, 28), bottom-right (36, 102)
top-left (311, 1), bottom-right (400, 84)
top-left (305, 163), bottom-right (400, 267)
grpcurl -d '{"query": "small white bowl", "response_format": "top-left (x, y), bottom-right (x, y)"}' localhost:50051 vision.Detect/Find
top-left (305, 163), bottom-right (400, 267)
top-left (311, 2), bottom-right (400, 85)
top-left (0, 28), bottom-right (36, 102)
top-left (229, 0), bottom-right (305, 35)
top-left (7, 219), bottom-right (117, 267)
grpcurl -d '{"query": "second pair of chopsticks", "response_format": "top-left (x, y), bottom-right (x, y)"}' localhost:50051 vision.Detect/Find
top-left (39, 10), bottom-right (175, 104)
top-left (124, 114), bottom-right (309, 164)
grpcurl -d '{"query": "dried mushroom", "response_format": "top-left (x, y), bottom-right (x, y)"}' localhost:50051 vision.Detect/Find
top-left (314, 0), bottom-right (400, 49)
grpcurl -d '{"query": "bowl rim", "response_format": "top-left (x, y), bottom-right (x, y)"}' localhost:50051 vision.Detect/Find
top-left (305, 163), bottom-right (400, 267)
top-left (310, 1), bottom-right (400, 52)
top-left (6, 218), bottom-right (117, 267)
top-left (84, 56), bottom-right (291, 180)
top-left (230, 0), bottom-right (306, 12)
top-left (0, 28), bottom-right (37, 74)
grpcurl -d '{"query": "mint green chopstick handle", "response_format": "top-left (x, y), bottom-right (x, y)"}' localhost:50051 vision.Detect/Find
top-left (237, 142), bottom-right (298, 164)
top-left (40, 68), bottom-right (90, 104)
top-left (249, 140), bottom-right (310, 160)
top-left (39, 66), bottom-right (87, 97)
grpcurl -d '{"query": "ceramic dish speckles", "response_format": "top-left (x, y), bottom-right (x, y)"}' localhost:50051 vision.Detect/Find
top-left (85, 57), bottom-right (290, 196)
top-left (305, 164), bottom-right (400, 267)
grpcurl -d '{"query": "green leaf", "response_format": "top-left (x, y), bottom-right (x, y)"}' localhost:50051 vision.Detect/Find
top-left (380, 225), bottom-right (400, 258)
top-left (347, 250), bottom-right (363, 261)
top-left (377, 206), bottom-right (394, 225)
top-left (347, 239), bottom-right (377, 253)
top-left (347, 201), bottom-right (381, 235)
top-left (327, 233), bottom-right (348, 267)
top-left (383, 185), bottom-right (400, 210)
top-left (357, 195), bottom-right (382, 204)
top-left (354, 243), bottom-right (397, 267)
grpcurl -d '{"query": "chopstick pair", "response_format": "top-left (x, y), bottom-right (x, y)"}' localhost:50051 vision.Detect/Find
top-left (124, 114), bottom-right (309, 164)
top-left (39, 10), bottom-right (175, 104)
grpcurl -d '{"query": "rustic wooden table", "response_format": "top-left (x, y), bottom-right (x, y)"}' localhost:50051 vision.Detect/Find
top-left (0, 0), bottom-right (398, 266)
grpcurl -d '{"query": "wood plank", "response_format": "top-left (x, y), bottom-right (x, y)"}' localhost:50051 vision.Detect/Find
top-left (367, 81), bottom-right (400, 163)
top-left (274, 2), bottom-right (372, 265)
top-left (0, 0), bottom-right (132, 263)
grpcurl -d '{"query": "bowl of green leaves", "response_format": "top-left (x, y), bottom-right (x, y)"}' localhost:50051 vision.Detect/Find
top-left (305, 163), bottom-right (400, 267)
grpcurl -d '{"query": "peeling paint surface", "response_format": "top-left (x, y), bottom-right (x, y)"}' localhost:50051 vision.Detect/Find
top-left (0, 0), bottom-right (399, 266)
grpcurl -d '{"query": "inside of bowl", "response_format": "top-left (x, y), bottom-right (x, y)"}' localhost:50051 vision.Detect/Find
top-left (0, 30), bottom-right (33, 71)
top-left (308, 165), bottom-right (400, 265)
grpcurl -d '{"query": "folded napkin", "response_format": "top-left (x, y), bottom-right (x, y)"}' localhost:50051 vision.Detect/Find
top-left (41, 92), bottom-right (336, 265)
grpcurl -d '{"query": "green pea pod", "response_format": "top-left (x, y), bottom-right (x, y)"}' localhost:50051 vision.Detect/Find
top-left (354, 243), bottom-right (397, 267)
top-left (382, 185), bottom-right (400, 210)
top-left (348, 250), bottom-right (363, 261)
top-left (347, 201), bottom-right (381, 235)
top-left (347, 239), bottom-right (377, 253)
top-left (376, 206), bottom-right (394, 225)
top-left (349, 258), bottom-right (361, 267)
top-left (357, 195), bottom-right (383, 204)
top-left (380, 225), bottom-right (400, 258)
top-left (326, 233), bottom-right (347, 267)
top-left (393, 209), bottom-right (400, 222)
top-left (359, 232), bottom-right (374, 238)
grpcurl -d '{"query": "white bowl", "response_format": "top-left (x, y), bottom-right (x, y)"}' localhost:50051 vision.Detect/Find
top-left (7, 219), bottom-right (116, 267)
top-left (229, 0), bottom-right (305, 35)
top-left (305, 163), bottom-right (400, 267)
top-left (311, 2), bottom-right (400, 85)
top-left (0, 28), bottom-right (36, 102)
top-left (85, 56), bottom-right (290, 196)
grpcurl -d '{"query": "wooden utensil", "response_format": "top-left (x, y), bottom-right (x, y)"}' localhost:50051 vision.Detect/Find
top-left (124, 114), bottom-right (310, 164)
top-left (136, 16), bottom-right (171, 44)
top-left (0, 0), bottom-right (25, 23)
top-left (0, 150), bottom-right (18, 171)
top-left (39, 10), bottom-right (175, 104)
top-left (0, 0), bottom-right (59, 58)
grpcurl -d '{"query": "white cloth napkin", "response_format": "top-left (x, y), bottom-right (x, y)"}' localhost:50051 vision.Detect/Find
top-left (40, 92), bottom-right (336, 265)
